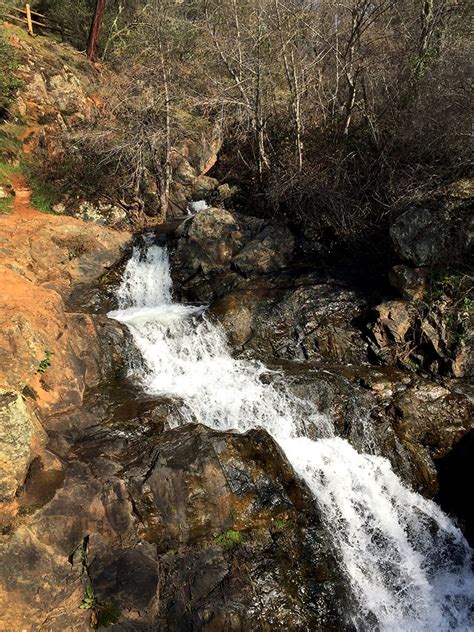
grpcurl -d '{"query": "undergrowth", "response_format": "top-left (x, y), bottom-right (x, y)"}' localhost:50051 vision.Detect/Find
top-left (0, 32), bottom-right (23, 120)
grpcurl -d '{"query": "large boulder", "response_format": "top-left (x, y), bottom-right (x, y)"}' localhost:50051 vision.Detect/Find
top-left (0, 422), bottom-right (352, 631)
top-left (170, 207), bottom-right (295, 302)
top-left (390, 182), bottom-right (473, 267)
top-left (390, 207), bottom-right (449, 266)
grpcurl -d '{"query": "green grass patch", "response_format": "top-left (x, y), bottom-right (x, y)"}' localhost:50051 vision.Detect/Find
top-left (214, 529), bottom-right (243, 550)
top-left (273, 518), bottom-right (289, 531)
top-left (0, 123), bottom-right (24, 160)
top-left (0, 30), bottom-right (23, 119)
top-left (0, 194), bottom-right (13, 214)
top-left (20, 160), bottom-right (59, 214)
top-left (0, 160), bottom-right (21, 185)
top-left (30, 175), bottom-right (57, 214)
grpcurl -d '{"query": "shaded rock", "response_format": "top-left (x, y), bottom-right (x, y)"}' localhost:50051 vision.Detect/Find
top-left (389, 264), bottom-right (428, 300)
top-left (0, 391), bottom-right (46, 501)
top-left (212, 279), bottom-right (368, 364)
top-left (233, 224), bottom-right (294, 276)
top-left (390, 207), bottom-right (449, 266)
top-left (437, 429), bottom-right (474, 546)
top-left (169, 207), bottom-right (294, 302)
top-left (89, 547), bottom-right (159, 614)
top-left (390, 382), bottom-right (473, 462)
top-left (370, 294), bottom-right (473, 378)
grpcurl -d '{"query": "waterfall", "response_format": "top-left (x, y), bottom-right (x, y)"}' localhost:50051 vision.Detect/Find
top-left (109, 240), bottom-right (474, 632)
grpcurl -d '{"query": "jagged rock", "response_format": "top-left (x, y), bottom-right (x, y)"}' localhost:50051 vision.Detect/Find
top-left (369, 300), bottom-right (415, 364)
top-left (389, 264), bottom-right (428, 300)
top-left (388, 381), bottom-right (474, 495)
top-left (169, 207), bottom-right (294, 302)
top-left (212, 278), bottom-right (368, 363)
top-left (370, 294), bottom-right (473, 378)
top-left (0, 422), bottom-right (351, 631)
top-left (0, 391), bottom-right (46, 501)
top-left (180, 136), bottom-right (222, 176)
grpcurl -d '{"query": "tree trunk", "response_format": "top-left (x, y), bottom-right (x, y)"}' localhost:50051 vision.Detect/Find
top-left (160, 50), bottom-right (171, 220)
top-left (87, 0), bottom-right (107, 62)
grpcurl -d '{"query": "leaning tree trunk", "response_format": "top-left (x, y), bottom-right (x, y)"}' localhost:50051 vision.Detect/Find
top-left (87, 0), bottom-right (107, 62)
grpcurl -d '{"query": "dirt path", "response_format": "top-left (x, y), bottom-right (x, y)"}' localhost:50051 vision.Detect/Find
top-left (10, 173), bottom-right (40, 219)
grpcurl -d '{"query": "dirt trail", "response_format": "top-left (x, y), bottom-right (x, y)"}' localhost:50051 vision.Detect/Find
top-left (10, 173), bottom-right (40, 219)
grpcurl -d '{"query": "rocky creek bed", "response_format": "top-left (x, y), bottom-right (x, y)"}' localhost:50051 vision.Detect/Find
top-left (0, 206), bottom-right (472, 631)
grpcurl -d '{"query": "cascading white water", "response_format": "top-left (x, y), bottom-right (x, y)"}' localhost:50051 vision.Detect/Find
top-left (109, 240), bottom-right (474, 632)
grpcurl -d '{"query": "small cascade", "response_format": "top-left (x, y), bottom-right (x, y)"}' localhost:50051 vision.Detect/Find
top-left (109, 239), bottom-right (474, 632)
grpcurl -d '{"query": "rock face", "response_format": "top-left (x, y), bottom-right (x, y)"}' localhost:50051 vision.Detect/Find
top-left (170, 207), bottom-right (368, 364)
top-left (170, 207), bottom-right (295, 302)
top-left (0, 391), bottom-right (46, 501)
top-left (0, 200), bottom-right (131, 501)
top-left (378, 182), bottom-right (473, 378)
top-left (390, 207), bottom-right (449, 266)
top-left (0, 422), bottom-right (351, 631)
top-left (211, 280), bottom-right (368, 363)
top-left (370, 284), bottom-right (473, 378)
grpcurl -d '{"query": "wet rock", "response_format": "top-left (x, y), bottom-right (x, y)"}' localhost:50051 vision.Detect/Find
top-left (0, 421), bottom-right (352, 631)
top-left (170, 207), bottom-right (293, 302)
top-left (89, 547), bottom-right (159, 614)
top-left (212, 278), bottom-right (368, 363)
top-left (390, 382), bottom-right (473, 462)
top-left (0, 390), bottom-right (46, 501)
top-left (369, 379), bottom-right (472, 496)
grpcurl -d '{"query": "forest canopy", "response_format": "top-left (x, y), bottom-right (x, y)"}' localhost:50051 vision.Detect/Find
top-left (29, 0), bottom-right (472, 243)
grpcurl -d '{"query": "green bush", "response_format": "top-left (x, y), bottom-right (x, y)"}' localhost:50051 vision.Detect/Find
top-left (0, 33), bottom-right (22, 119)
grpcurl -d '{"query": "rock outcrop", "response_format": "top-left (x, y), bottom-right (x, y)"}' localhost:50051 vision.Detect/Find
top-left (0, 421), bottom-right (352, 631)
top-left (370, 180), bottom-right (473, 378)
top-left (170, 207), bottom-right (295, 302)
top-left (169, 207), bottom-right (369, 364)
top-left (0, 190), bottom-right (131, 503)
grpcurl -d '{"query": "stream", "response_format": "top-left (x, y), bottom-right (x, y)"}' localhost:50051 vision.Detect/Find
top-left (109, 238), bottom-right (474, 632)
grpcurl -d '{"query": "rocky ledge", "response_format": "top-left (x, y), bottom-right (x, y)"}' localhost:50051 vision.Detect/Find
top-left (168, 206), bottom-right (474, 539)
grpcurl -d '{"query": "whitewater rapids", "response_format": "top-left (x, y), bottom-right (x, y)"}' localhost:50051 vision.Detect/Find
top-left (109, 239), bottom-right (474, 632)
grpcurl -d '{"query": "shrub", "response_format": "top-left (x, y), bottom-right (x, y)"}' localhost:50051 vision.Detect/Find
top-left (0, 32), bottom-right (22, 120)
